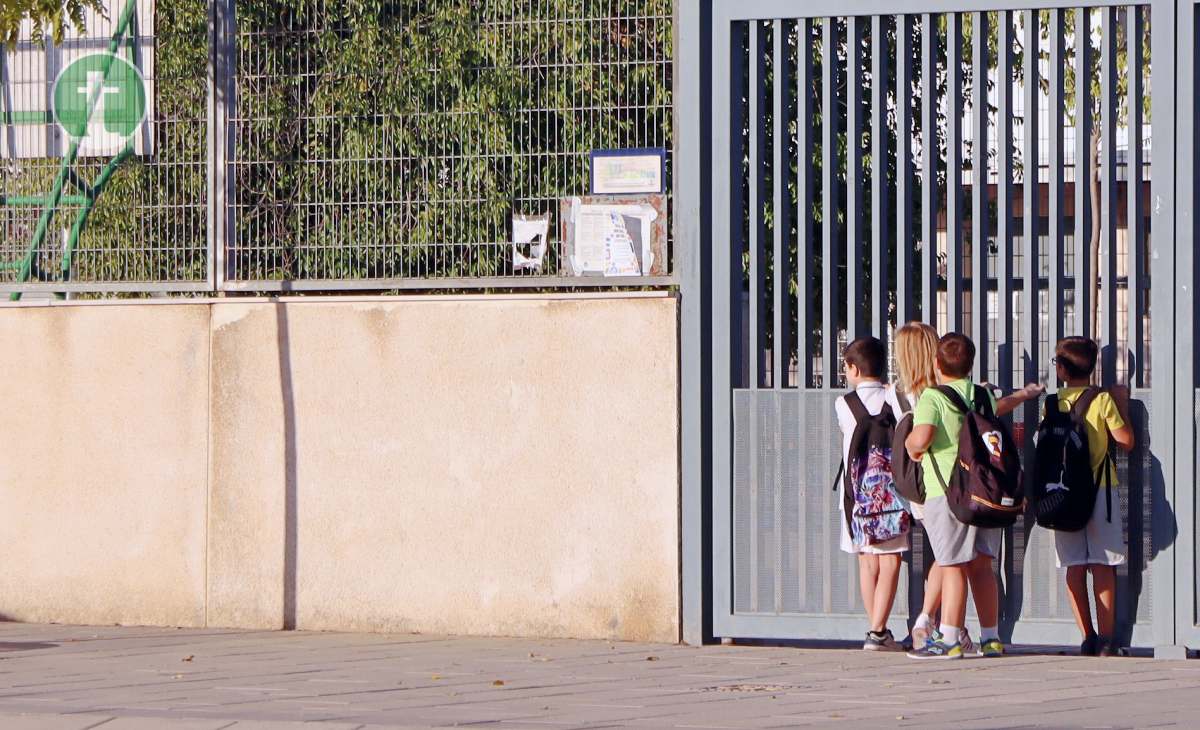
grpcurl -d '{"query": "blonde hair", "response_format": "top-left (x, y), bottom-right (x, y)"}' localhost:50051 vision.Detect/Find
top-left (895, 322), bottom-right (940, 399)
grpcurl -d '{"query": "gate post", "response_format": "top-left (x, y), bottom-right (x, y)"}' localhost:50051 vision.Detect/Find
top-left (1149, 0), bottom-right (1189, 660)
top-left (676, 0), bottom-right (714, 646)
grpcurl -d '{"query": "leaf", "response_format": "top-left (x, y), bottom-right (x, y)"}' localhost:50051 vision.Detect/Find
top-left (181, 655), bottom-right (194, 662)
top-left (645, 656), bottom-right (660, 661)
top-left (492, 680), bottom-right (505, 686)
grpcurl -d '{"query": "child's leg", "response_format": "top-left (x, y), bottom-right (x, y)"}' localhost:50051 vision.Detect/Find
top-left (1065, 565), bottom-right (1096, 639)
top-left (966, 554), bottom-right (999, 632)
top-left (922, 561), bottom-right (943, 620)
top-left (1090, 564), bottom-right (1117, 639)
top-left (871, 553), bottom-right (903, 632)
top-left (940, 564), bottom-right (969, 633)
top-left (858, 554), bottom-right (880, 629)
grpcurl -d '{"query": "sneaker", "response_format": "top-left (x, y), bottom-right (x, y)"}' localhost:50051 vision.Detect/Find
top-left (911, 624), bottom-right (934, 651)
top-left (979, 638), bottom-right (1005, 658)
top-left (907, 639), bottom-right (964, 660)
top-left (1080, 632), bottom-right (1100, 657)
top-left (864, 629), bottom-right (905, 652)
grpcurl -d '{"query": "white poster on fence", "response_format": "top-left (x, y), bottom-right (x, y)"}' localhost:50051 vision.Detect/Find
top-left (568, 199), bottom-right (657, 276)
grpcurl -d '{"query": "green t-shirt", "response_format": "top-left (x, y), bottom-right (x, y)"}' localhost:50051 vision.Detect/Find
top-left (912, 378), bottom-right (999, 499)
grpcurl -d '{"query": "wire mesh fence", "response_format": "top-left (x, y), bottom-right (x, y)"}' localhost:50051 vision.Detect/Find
top-left (0, 0), bottom-right (674, 295)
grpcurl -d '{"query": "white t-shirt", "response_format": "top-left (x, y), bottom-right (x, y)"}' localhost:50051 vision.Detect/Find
top-left (834, 381), bottom-right (906, 514)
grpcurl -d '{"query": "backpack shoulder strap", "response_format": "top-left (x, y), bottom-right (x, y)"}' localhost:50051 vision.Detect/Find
top-left (843, 390), bottom-right (870, 423)
top-left (1044, 393), bottom-right (1060, 417)
top-left (973, 385), bottom-right (996, 418)
top-left (933, 384), bottom-right (971, 414)
top-left (1071, 386), bottom-right (1103, 421)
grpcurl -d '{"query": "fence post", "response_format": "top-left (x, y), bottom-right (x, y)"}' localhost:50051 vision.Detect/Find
top-left (208, 0), bottom-right (235, 291)
top-left (677, 0), bottom-right (712, 645)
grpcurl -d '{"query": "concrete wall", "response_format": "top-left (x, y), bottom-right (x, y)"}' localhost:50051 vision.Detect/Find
top-left (0, 295), bottom-right (680, 643)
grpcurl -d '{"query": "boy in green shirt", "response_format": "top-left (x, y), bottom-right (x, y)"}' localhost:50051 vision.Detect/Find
top-left (904, 333), bottom-right (1041, 659)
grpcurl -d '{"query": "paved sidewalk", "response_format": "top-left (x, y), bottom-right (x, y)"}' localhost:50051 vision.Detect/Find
top-left (0, 623), bottom-right (1195, 729)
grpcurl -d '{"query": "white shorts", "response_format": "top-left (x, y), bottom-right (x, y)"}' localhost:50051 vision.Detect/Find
top-left (839, 514), bottom-right (909, 555)
top-left (1054, 486), bottom-right (1126, 568)
top-left (922, 495), bottom-right (1001, 566)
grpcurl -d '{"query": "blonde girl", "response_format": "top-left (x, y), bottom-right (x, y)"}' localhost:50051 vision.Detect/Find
top-left (893, 322), bottom-right (953, 651)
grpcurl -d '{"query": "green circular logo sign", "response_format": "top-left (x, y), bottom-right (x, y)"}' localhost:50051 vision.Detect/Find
top-left (52, 53), bottom-right (147, 153)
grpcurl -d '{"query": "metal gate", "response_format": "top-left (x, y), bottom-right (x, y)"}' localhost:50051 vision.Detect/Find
top-left (705, 0), bottom-right (1181, 647)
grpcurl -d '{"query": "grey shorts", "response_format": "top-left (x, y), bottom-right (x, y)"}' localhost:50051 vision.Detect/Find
top-left (922, 495), bottom-right (1002, 566)
top-left (1054, 487), bottom-right (1126, 568)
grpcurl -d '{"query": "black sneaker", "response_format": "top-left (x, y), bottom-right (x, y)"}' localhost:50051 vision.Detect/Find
top-left (863, 629), bottom-right (904, 652)
top-left (1081, 632), bottom-right (1100, 657)
top-left (1097, 637), bottom-right (1117, 657)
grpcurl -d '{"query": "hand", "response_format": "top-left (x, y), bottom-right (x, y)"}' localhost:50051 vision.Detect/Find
top-left (1019, 382), bottom-right (1046, 401)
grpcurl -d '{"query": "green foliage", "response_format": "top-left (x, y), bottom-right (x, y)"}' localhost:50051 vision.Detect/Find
top-left (0, 0), bottom-right (104, 46)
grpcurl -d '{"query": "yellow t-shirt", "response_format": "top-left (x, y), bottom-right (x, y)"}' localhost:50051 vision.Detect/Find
top-left (1052, 387), bottom-right (1126, 484)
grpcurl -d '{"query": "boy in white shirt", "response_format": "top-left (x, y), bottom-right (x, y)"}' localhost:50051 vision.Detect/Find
top-left (834, 336), bottom-right (909, 651)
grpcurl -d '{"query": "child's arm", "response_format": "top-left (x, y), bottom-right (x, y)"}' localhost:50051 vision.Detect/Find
top-left (995, 383), bottom-right (1046, 417)
top-left (1108, 385), bottom-right (1136, 453)
top-left (906, 424), bottom-right (936, 462)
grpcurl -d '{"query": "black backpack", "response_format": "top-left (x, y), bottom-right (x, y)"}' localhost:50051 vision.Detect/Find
top-left (832, 392), bottom-right (911, 546)
top-left (927, 384), bottom-right (1024, 528)
top-left (1031, 388), bottom-right (1113, 532)
top-left (891, 391), bottom-right (926, 505)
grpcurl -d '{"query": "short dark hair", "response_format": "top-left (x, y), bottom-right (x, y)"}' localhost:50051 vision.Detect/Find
top-left (1056, 336), bottom-right (1099, 379)
top-left (936, 333), bottom-right (976, 379)
top-left (844, 336), bottom-right (887, 378)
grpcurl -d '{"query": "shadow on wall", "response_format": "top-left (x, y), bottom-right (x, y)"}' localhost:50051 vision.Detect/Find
top-left (276, 302), bottom-right (298, 631)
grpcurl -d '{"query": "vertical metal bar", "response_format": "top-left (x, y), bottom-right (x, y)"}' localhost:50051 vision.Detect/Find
top-left (871, 15), bottom-right (889, 338)
top-left (947, 13), bottom-right (963, 333)
top-left (1100, 7), bottom-right (1117, 386)
top-left (724, 24), bottom-right (744, 393)
top-left (972, 11), bottom-right (989, 381)
top-left (847, 16), bottom-right (864, 340)
top-left (1074, 8), bottom-right (1093, 338)
top-left (712, 15), bottom-right (742, 636)
top-left (921, 13), bottom-right (938, 323)
top-left (823, 18), bottom-right (840, 385)
top-left (998, 11), bottom-right (1014, 390)
top-left (747, 22), bottom-right (764, 610)
top-left (206, 0), bottom-right (219, 289)
top-left (674, 0), bottom-right (706, 646)
top-left (1024, 10), bottom-right (1040, 389)
top-left (1167, 0), bottom-right (1197, 652)
top-left (1126, 5), bottom-right (1144, 387)
top-left (798, 19), bottom-right (815, 389)
top-left (1048, 9), bottom-right (1064, 384)
top-left (896, 15), bottom-right (915, 326)
top-left (773, 21), bottom-right (790, 388)
top-left (209, 0), bottom-right (234, 290)
top-left (750, 22), bottom-right (766, 389)
top-left (1146, 0), bottom-right (1179, 656)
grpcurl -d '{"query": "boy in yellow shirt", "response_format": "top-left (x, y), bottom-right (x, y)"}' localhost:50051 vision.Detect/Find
top-left (1050, 337), bottom-right (1136, 657)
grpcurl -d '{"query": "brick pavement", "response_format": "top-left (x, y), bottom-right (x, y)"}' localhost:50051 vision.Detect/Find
top-left (0, 623), bottom-right (1195, 729)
